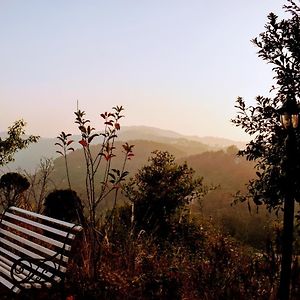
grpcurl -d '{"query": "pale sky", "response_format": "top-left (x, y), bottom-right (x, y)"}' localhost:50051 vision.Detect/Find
top-left (0, 1), bottom-right (287, 141)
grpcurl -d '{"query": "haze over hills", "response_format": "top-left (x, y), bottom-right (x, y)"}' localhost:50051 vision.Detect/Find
top-left (1, 126), bottom-right (246, 172)
top-left (48, 138), bottom-right (262, 248)
top-left (1, 125), bottom-right (267, 249)
top-left (118, 126), bottom-right (246, 148)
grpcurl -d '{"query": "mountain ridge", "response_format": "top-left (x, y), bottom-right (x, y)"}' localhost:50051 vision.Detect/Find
top-left (1, 125), bottom-right (245, 172)
top-left (118, 126), bottom-right (245, 148)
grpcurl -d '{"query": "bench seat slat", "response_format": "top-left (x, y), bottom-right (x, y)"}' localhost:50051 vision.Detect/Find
top-left (0, 260), bottom-right (25, 283)
top-left (0, 265), bottom-right (32, 289)
top-left (5, 212), bottom-right (75, 239)
top-left (0, 229), bottom-right (69, 263)
top-left (0, 238), bottom-right (67, 273)
top-left (10, 207), bottom-right (82, 231)
top-left (1, 220), bottom-right (71, 251)
top-left (0, 207), bottom-right (82, 293)
top-left (0, 260), bottom-right (42, 289)
top-left (0, 255), bottom-right (34, 281)
top-left (0, 273), bottom-right (20, 293)
top-left (0, 236), bottom-right (44, 260)
top-left (0, 246), bottom-right (64, 279)
top-left (0, 258), bottom-right (51, 288)
top-left (0, 246), bottom-right (62, 282)
top-left (0, 252), bottom-right (53, 288)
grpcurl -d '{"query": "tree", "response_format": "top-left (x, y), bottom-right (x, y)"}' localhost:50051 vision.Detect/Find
top-left (232, 1), bottom-right (300, 298)
top-left (0, 119), bottom-right (39, 166)
top-left (0, 172), bottom-right (30, 208)
top-left (24, 158), bottom-right (55, 213)
top-left (123, 150), bottom-right (209, 238)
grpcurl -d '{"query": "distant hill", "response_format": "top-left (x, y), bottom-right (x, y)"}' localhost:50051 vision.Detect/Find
top-left (118, 126), bottom-right (183, 141)
top-left (118, 126), bottom-right (246, 149)
top-left (49, 140), bottom-right (254, 218)
top-left (50, 140), bottom-right (252, 203)
top-left (2, 128), bottom-right (268, 249)
top-left (49, 140), bottom-right (262, 248)
top-left (1, 126), bottom-right (245, 172)
top-left (188, 136), bottom-right (245, 148)
top-left (51, 140), bottom-right (188, 190)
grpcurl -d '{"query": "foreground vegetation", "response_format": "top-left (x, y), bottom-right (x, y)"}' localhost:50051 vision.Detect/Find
top-left (66, 217), bottom-right (281, 300)
top-left (0, 216), bottom-right (287, 300)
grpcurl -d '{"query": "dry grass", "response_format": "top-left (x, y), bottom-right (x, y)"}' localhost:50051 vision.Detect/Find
top-left (2, 218), bottom-right (300, 299)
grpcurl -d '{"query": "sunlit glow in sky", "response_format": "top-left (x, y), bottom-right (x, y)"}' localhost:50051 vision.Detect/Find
top-left (0, 1), bottom-right (287, 141)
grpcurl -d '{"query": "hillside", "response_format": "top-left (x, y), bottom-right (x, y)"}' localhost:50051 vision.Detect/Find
top-left (52, 142), bottom-right (254, 198)
top-left (1, 129), bottom-right (273, 249)
top-left (3, 125), bottom-right (268, 248)
top-left (51, 139), bottom-right (195, 190)
top-left (49, 141), bottom-right (273, 249)
top-left (50, 140), bottom-right (251, 198)
top-left (52, 143), bottom-right (254, 221)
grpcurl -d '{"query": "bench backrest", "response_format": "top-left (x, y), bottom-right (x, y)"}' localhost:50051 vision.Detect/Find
top-left (0, 206), bottom-right (83, 293)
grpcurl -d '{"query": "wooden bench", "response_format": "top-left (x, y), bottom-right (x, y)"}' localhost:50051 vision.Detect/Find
top-left (0, 206), bottom-right (83, 294)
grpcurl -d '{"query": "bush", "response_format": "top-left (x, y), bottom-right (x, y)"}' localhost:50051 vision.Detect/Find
top-left (43, 189), bottom-right (84, 224)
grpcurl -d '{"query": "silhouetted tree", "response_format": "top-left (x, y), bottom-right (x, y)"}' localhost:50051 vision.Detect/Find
top-left (232, 1), bottom-right (300, 298)
top-left (0, 172), bottom-right (30, 208)
top-left (44, 189), bottom-right (85, 224)
top-left (232, 0), bottom-right (300, 210)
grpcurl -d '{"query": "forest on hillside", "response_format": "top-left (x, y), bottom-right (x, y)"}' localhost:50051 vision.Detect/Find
top-left (46, 139), bottom-right (277, 251)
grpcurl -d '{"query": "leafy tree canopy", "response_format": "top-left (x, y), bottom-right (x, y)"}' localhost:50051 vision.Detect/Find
top-left (0, 119), bottom-right (39, 166)
top-left (232, 0), bottom-right (300, 211)
top-left (124, 150), bottom-right (209, 236)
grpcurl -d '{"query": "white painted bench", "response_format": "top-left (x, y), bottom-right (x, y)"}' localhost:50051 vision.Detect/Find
top-left (0, 206), bottom-right (82, 294)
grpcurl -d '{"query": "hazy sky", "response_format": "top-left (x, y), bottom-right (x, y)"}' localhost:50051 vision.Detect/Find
top-left (1, 1), bottom-right (287, 141)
